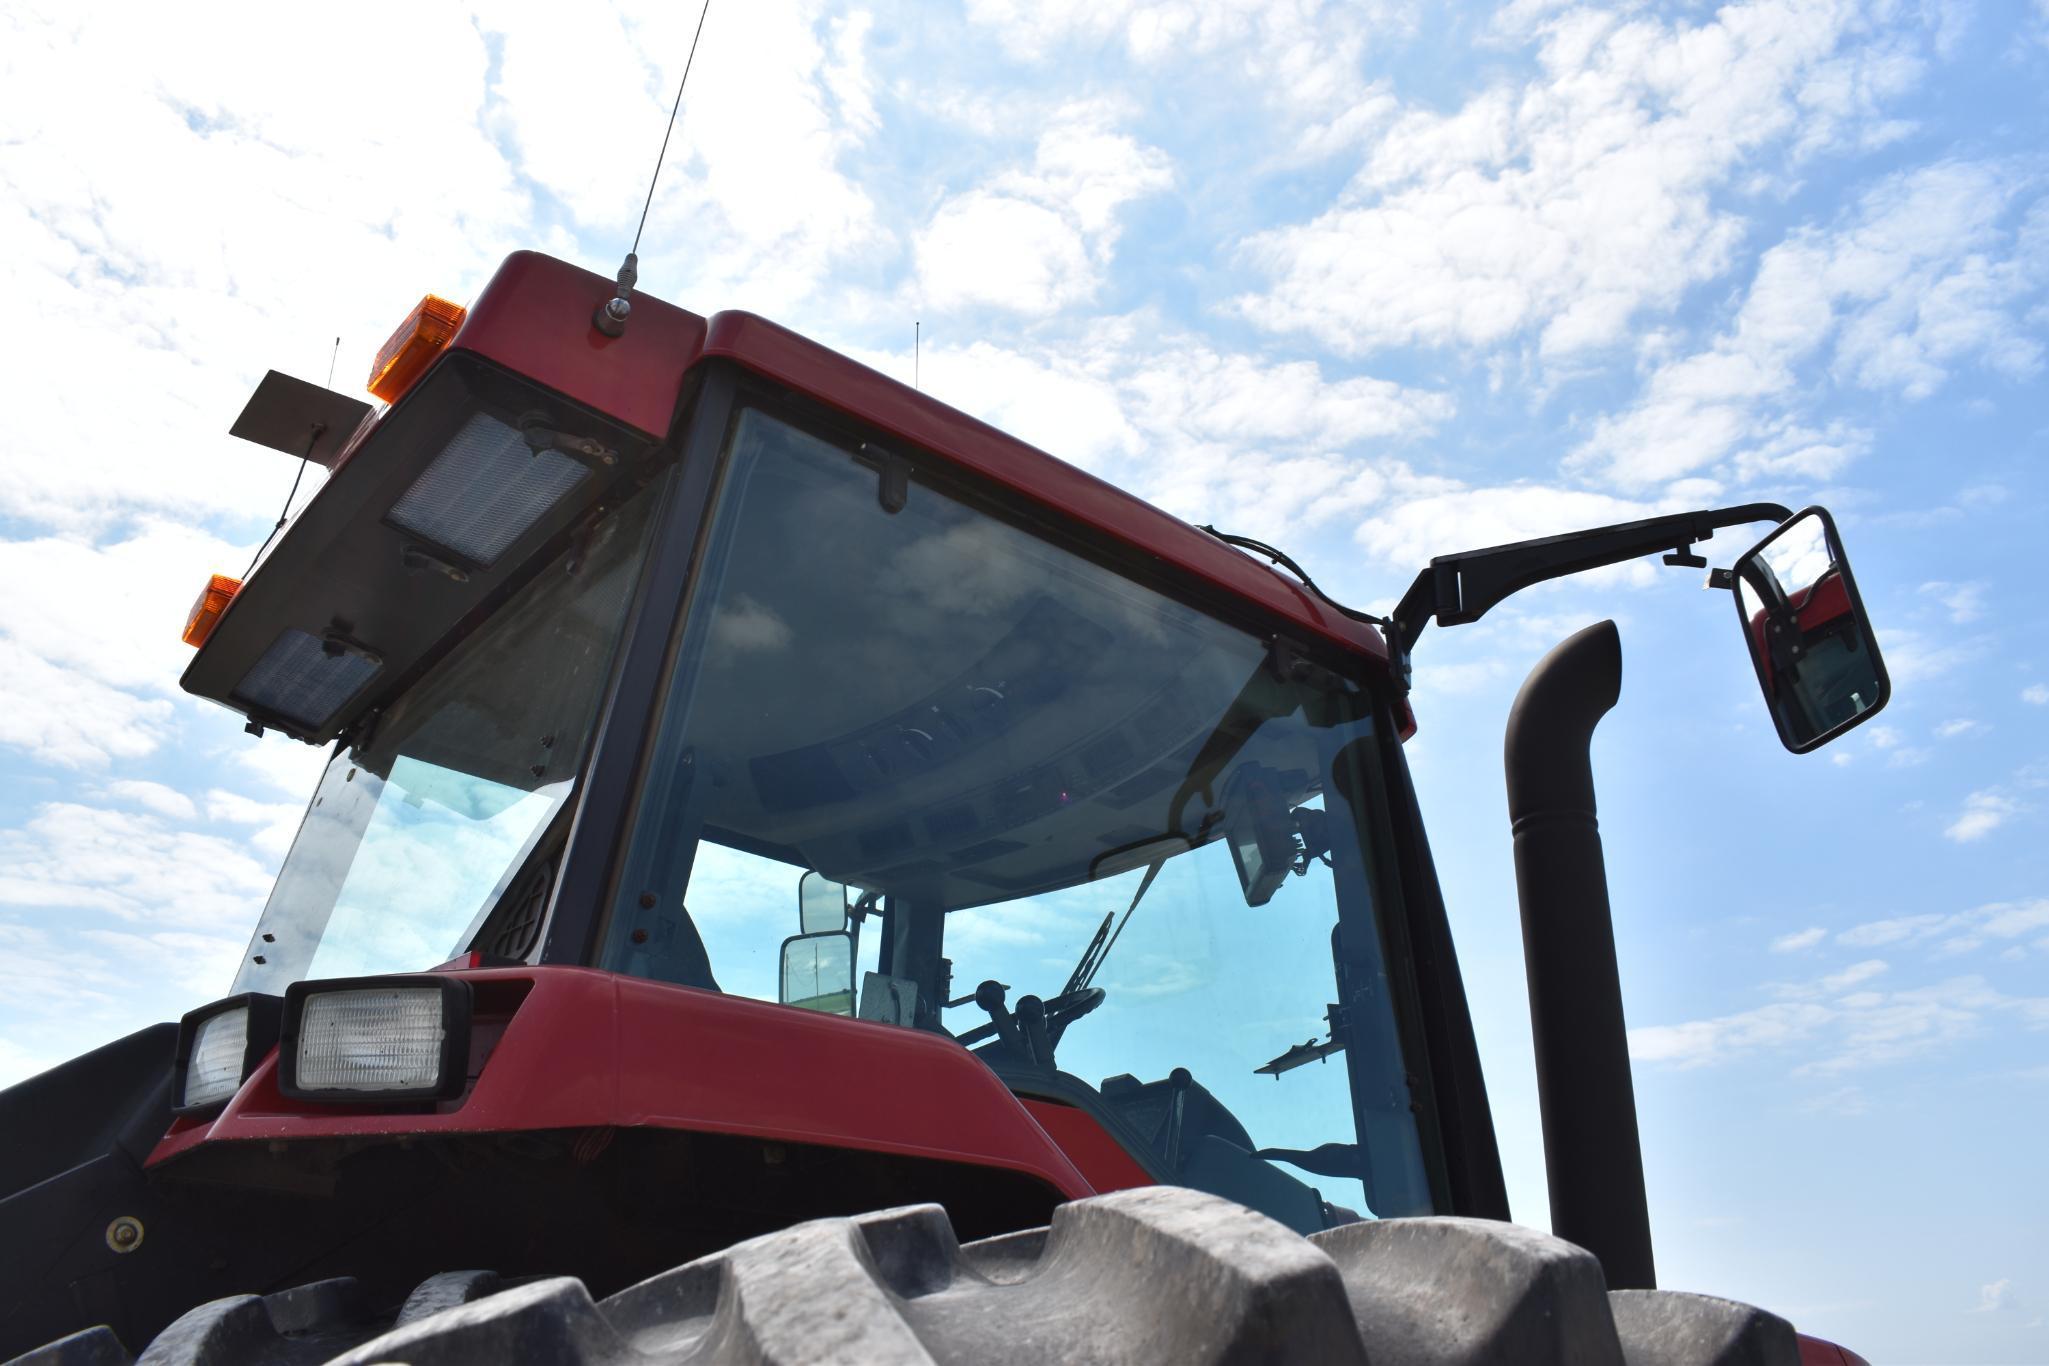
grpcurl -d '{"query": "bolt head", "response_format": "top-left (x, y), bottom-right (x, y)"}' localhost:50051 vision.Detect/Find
top-left (604, 296), bottom-right (631, 321)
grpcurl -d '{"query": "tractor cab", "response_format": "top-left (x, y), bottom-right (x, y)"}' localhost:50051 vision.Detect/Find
top-left (178, 252), bottom-right (1442, 1239)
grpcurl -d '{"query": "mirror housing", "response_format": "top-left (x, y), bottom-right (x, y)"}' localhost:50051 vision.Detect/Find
top-left (1223, 763), bottom-right (1297, 907)
top-left (780, 931), bottom-right (855, 1015)
top-left (798, 870), bottom-right (849, 935)
top-left (1731, 506), bottom-right (1889, 753)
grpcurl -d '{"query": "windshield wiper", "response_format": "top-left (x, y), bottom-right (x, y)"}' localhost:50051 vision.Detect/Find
top-left (1065, 858), bottom-right (1165, 994)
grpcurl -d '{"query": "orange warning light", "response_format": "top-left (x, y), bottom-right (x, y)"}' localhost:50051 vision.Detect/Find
top-left (366, 294), bottom-right (467, 404)
top-left (182, 574), bottom-right (242, 648)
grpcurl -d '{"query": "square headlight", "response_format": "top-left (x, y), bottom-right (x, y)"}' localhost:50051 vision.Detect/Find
top-left (173, 993), bottom-right (283, 1116)
top-left (279, 977), bottom-right (472, 1102)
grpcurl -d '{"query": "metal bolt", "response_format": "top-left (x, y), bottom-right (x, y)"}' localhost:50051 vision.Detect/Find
top-left (105, 1216), bottom-right (144, 1254)
top-left (631, 928), bottom-right (649, 944)
top-left (604, 297), bottom-right (631, 322)
top-left (638, 891), bottom-right (657, 909)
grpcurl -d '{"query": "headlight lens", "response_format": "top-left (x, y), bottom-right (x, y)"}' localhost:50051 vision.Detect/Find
top-left (183, 1008), bottom-right (250, 1110)
top-left (284, 980), bottom-right (469, 1099)
top-left (173, 992), bottom-right (283, 1115)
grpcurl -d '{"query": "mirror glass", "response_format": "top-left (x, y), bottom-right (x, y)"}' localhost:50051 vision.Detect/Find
top-left (1733, 507), bottom-right (1889, 753)
top-left (798, 870), bottom-right (848, 935)
top-left (780, 931), bottom-right (854, 1015)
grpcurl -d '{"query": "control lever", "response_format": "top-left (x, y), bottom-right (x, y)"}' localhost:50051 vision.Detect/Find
top-left (1015, 994), bottom-right (1053, 1067)
top-left (969, 979), bottom-right (1027, 1056)
top-left (1151, 1068), bottom-right (1193, 1172)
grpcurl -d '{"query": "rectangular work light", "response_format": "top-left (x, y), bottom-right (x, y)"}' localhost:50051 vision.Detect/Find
top-left (229, 628), bottom-right (382, 734)
top-left (279, 977), bottom-right (472, 1103)
top-left (385, 412), bottom-right (591, 569)
top-left (173, 993), bottom-right (283, 1116)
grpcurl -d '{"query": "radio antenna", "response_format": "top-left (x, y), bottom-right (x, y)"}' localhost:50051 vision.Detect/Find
top-left (243, 336), bottom-right (342, 578)
top-left (595, 0), bottom-right (716, 339)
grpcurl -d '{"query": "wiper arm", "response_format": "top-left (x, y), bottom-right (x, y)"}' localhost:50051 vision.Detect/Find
top-left (1075, 858), bottom-right (1165, 993)
top-left (1060, 913), bottom-right (1113, 999)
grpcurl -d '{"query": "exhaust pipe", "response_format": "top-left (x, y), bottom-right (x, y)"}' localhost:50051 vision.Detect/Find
top-left (1504, 619), bottom-right (1655, 1289)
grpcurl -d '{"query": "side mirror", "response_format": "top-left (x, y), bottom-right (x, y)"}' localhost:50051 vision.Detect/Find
top-left (1732, 506), bottom-right (1889, 753)
top-left (798, 870), bottom-right (848, 934)
top-left (779, 931), bottom-right (855, 1015)
top-left (1223, 763), bottom-right (1296, 907)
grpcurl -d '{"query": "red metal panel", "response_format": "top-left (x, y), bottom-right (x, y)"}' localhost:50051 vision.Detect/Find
top-left (696, 310), bottom-right (1394, 672)
top-left (148, 967), bottom-right (1093, 1201)
top-left (1020, 1098), bottom-right (1155, 1193)
top-left (450, 252), bottom-right (708, 440)
top-left (1796, 1334), bottom-right (1867, 1366)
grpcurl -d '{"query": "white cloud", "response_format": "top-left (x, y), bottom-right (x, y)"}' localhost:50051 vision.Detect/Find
top-left (1921, 580), bottom-right (1987, 624)
top-left (1836, 900), bottom-right (2049, 957)
top-left (1820, 958), bottom-right (1888, 992)
top-left (1838, 912), bottom-right (1948, 948)
top-left (1633, 973), bottom-right (2049, 1073)
top-left (0, 643), bottom-right (175, 769)
top-left (0, 918), bottom-right (249, 1083)
top-left (853, 326), bottom-right (1450, 536)
top-left (486, 0), bottom-right (890, 316)
top-left (1772, 926), bottom-right (1827, 953)
top-left (1946, 791), bottom-right (2020, 843)
top-left (1935, 718), bottom-right (1986, 739)
top-left (916, 105), bottom-right (1173, 315)
top-left (1973, 1279), bottom-right (2011, 1314)
top-left (0, 801), bottom-right (275, 932)
top-left (1629, 1001), bottom-right (1833, 1069)
top-left (0, 1), bottom-right (532, 535)
top-left (1876, 627), bottom-right (1965, 686)
top-left (103, 779), bottom-right (199, 823)
top-left (1571, 160), bottom-right (2044, 490)
top-left (204, 788), bottom-right (306, 861)
top-left (1352, 481), bottom-right (1655, 577)
top-left (962, 0), bottom-right (1399, 156)
top-left (1797, 1084), bottom-right (1869, 1117)
top-left (2023, 684), bottom-right (2049, 705)
top-left (1234, 0), bottom-right (1942, 362)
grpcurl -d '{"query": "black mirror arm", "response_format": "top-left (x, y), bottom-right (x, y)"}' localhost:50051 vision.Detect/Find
top-left (1388, 502), bottom-right (1795, 670)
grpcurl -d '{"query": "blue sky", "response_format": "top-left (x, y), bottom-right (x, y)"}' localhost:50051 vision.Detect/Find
top-left (2, 0), bottom-right (2045, 1359)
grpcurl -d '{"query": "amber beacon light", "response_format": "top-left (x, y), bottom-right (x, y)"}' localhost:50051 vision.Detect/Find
top-left (366, 294), bottom-right (467, 404)
top-left (182, 574), bottom-right (242, 648)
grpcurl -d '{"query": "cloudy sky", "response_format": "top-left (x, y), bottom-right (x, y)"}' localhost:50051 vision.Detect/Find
top-left (2, 0), bottom-right (2045, 1358)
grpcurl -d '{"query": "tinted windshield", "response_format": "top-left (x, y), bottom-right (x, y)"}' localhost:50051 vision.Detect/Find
top-left (602, 409), bottom-right (1434, 1223)
top-left (232, 480), bottom-right (660, 991)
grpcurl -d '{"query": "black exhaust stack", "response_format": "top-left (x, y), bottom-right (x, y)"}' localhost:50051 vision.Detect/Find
top-left (1504, 619), bottom-right (1655, 1290)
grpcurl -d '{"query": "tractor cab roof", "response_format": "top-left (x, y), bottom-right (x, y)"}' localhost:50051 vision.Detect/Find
top-left (181, 251), bottom-right (1392, 744)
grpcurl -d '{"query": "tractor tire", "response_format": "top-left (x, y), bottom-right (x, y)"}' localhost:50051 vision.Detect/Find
top-left (7, 1186), bottom-right (1799, 1365)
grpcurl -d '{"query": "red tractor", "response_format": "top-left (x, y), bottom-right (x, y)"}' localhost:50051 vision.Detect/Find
top-left (1, 252), bottom-right (1886, 1365)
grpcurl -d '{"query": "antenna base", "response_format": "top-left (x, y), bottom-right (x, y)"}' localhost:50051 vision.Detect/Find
top-left (593, 253), bottom-right (638, 339)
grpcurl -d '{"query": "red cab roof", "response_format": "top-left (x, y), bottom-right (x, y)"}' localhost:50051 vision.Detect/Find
top-left (452, 251), bottom-right (1392, 672)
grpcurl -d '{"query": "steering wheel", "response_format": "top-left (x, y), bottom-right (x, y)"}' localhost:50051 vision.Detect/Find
top-left (956, 982), bottom-right (1106, 1060)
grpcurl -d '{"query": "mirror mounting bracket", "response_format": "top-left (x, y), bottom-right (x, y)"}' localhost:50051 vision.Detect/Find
top-left (1706, 567), bottom-right (1736, 591)
top-left (1388, 501), bottom-right (1794, 667)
